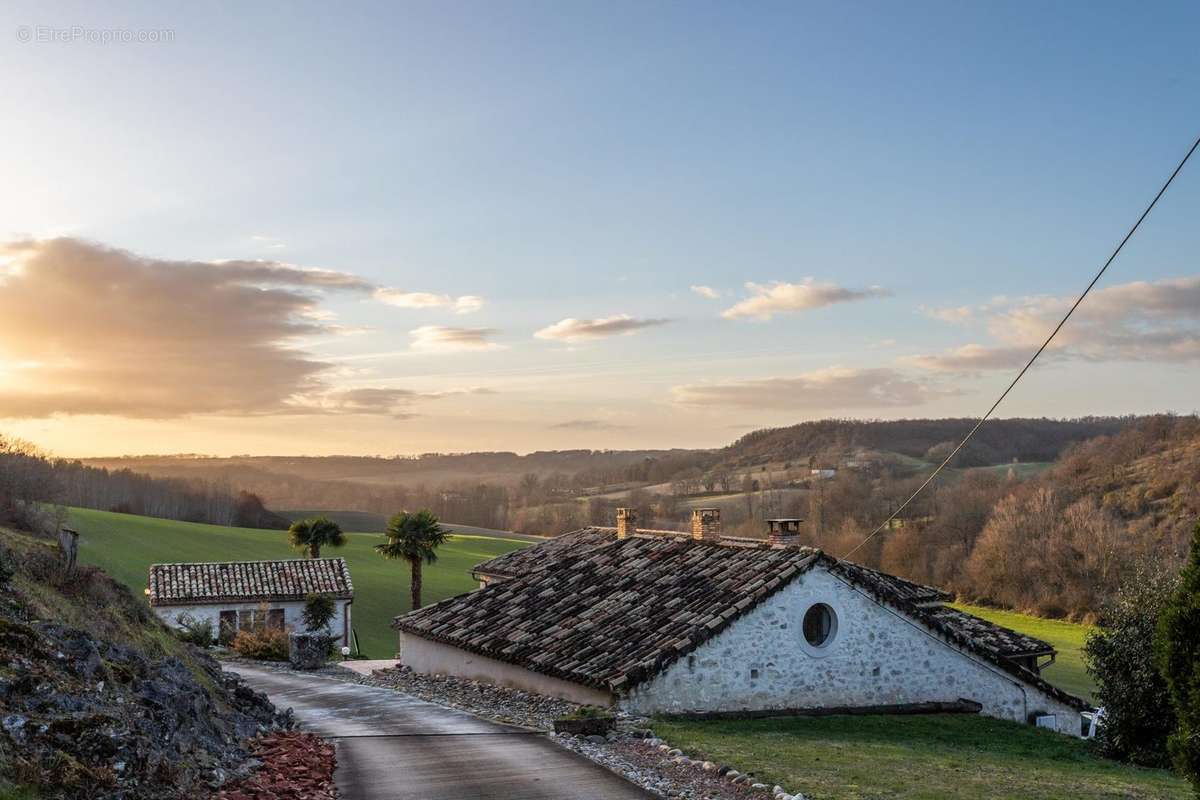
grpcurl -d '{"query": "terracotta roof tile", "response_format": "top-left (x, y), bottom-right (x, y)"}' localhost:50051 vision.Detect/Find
top-left (148, 558), bottom-right (353, 605)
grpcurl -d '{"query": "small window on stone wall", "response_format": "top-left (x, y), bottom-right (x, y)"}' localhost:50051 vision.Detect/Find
top-left (802, 603), bottom-right (836, 648)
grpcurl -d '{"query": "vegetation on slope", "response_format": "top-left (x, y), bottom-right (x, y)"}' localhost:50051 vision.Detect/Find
top-left (653, 714), bottom-right (1189, 800)
top-left (66, 507), bottom-right (526, 658)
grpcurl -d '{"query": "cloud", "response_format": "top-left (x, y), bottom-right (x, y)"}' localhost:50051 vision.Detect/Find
top-left (409, 325), bottom-right (504, 352)
top-left (550, 419), bottom-right (630, 431)
top-left (0, 238), bottom-right (384, 419)
top-left (534, 314), bottom-right (670, 342)
top-left (374, 287), bottom-right (484, 314)
top-left (901, 344), bottom-right (1031, 373)
top-left (721, 279), bottom-right (891, 321)
top-left (672, 367), bottom-right (951, 410)
top-left (905, 276), bottom-right (1200, 372)
top-left (921, 305), bottom-right (973, 324)
top-left (691, 285), bottom-right (720, 300)
top-left (0, 238), bottom-right (500, 420)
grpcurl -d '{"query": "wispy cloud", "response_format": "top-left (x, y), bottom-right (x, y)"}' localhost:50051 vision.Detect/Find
top-left (920, 305), bottom-right (973, 324)
top-left (375, 288), bottom-right (485, 314)
top-left (672, 367), bottom-right (952, 409)
top-left (721, 279), bottom-right (890, 321)
top-left (550, 419), bottom-right (630, 431)
top-left (905, 277), bottom-right (1200, 372)
top-left (534, 314), bottom-right (670, 342)
top-left (409, 325), bottom-right (505, 352)
top-left (691, 285), bottom-right (720, 299)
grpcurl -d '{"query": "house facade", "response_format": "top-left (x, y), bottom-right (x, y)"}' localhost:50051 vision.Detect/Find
top-left (148, 558), bottom-right (355, 647)
top-left (395, 509), bottom-right (1087, 736)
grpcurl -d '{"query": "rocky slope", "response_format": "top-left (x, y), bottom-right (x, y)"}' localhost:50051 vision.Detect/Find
top-left (0, 527), bottom-right (290, 799)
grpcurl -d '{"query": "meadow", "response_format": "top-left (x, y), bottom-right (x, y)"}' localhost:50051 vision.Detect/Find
top-left (654, 714), bottom-right (1188, 800)
top-left (66, 507), bottom-right (527, 658)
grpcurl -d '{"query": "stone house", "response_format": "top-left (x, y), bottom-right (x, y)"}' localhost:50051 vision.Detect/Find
top-left (148, 558), bottom-right (355, 647)
top-left (395, 509), bottom-right (1088, 736)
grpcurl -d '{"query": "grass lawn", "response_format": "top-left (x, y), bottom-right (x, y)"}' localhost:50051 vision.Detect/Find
top-left (953, 602), bottom-right (1095, 701)
top-left (66, 507), bottom-right (527, 659)
top-left (654, 714), bottom-right (1189, 800)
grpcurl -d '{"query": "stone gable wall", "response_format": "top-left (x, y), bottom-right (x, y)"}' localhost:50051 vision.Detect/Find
top-left (620, 567), bottom-right (1083, 736)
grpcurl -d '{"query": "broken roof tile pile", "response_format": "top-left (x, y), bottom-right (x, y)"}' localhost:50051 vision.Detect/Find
top-left (148, 558), bottom-right (354, 605)
top-left (401, 535), bottom-right (820, 692)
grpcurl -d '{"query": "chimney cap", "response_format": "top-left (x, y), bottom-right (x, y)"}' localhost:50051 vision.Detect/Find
top-left (767, 518), bottom-right (803, 534)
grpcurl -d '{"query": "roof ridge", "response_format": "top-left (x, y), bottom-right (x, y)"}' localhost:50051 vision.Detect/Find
top-left (149, 556), bottom-right (348, 567)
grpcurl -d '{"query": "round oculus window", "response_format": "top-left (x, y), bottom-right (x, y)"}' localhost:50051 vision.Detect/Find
top-left (802, 603), bottom-right (836, 648)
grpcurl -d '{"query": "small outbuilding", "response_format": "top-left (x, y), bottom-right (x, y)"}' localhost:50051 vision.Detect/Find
top-left (394, 509), bottom-right (1088, 735)
top-left (148, 558), bottom-right (354, 646)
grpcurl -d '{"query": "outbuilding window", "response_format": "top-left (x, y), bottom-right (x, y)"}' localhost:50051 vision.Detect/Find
top-left (802, 603), bottom-right (836, 648)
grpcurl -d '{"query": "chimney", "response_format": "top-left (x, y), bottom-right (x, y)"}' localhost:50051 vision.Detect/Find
top-left (691, 508), bottom-right (721, 541)
top-left (616, 507), bottom-right (637, 539)
top-left (767, 518), bottom-right (802, 547)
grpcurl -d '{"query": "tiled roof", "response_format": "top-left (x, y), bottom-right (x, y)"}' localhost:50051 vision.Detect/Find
top-left (400, 535), bottom-right (820, 692)
top-left (471, 526), bottom-right (615, 579)
top-left (923, 606), bottom-right (1053, 658)
top-left (406, 530), bottom-right (1088, 710)
top-left (148, 558), bottom-right (354, 606)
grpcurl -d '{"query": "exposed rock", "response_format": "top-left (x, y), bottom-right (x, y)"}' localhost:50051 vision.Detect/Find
top-left (0, 603), bottom-right (289, 799)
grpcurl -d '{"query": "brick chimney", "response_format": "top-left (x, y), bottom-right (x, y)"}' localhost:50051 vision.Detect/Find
top-left (616, 507), bottom-right (637, 539)
top-left (691, 508), bottom-right (721, 541)
top-left (767, 518), bottom-right (802, 547)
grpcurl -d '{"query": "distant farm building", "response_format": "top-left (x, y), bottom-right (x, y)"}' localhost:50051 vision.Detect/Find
top-left (394, 509), bottom-right (1087, 736)
top-left (148, 558), bottom-right (355, 646)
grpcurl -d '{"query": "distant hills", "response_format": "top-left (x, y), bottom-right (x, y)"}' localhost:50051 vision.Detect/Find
top-left (78, 416), bottom-right (1138, 509)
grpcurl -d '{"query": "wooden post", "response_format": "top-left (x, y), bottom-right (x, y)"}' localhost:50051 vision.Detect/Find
top-left (58, 527), bottom-right (79, 577)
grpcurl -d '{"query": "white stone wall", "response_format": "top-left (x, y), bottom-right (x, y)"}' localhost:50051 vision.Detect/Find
top-left (621, 568), bottom-right (1083, 736)
top-left (153, 599), bottom-right (353, 647)
top-left (399, 634), bottom-right (614, 706)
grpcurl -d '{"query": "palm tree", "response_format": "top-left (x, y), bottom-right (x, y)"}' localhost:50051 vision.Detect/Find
top-left (375, 509), bottom-right (448, 610)
top-left (288, 516), bottom-right (345, 559)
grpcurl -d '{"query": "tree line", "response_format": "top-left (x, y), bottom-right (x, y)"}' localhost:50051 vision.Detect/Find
top-left (0, 435), bottom-right (289, 531)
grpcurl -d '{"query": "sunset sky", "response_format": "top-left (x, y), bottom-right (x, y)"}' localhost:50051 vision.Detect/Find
top-left (2, 1), bottom-right (1199, 457)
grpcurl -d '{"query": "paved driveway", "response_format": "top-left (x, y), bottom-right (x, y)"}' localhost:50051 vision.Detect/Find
top-left (227, 664), bottom-right (652, 800)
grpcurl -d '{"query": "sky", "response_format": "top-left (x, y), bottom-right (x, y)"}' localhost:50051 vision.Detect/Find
top-left (1, 0), bottom-right (1198, 458)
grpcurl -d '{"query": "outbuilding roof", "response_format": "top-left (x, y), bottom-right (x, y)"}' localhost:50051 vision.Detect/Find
top-left (148, 558), bottom-right (354, 606)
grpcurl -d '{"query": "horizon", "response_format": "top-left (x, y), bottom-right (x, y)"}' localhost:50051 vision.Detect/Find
top-left (3, 2), bottom-right (1199, 457)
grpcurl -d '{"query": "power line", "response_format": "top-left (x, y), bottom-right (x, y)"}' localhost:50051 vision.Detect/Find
top-left (839, 132), bottom-right (1200, 562)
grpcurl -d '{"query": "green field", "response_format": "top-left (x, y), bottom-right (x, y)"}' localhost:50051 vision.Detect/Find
top-left (654, 714), bottom-right (1187, 800)
top-left (953, 602), bottom-right (1095, 701)
top-left (66, 507), bottom-right (526, 658)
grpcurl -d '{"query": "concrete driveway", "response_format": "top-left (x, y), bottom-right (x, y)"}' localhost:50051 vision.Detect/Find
top-left (227, 664), bottom-right (653, 800)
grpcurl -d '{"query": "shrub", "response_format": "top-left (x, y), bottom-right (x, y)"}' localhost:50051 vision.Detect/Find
top-left (231, 626), bottom-right (290, 661)
top-left (1156, 522), bottom-right (1200, 792)
top-left (172, 613), bottom-right (214, 648)
top-left (302, 592), bottom-right (337, 632)
top-left (1084, 561), bottom-right (1179, 767)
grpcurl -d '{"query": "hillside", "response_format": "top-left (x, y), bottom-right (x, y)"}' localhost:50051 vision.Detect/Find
top-left (719, 417), bottom-right (1129, 470)
top-left (0, 526), bottom-right (285, 799)
top-left (66, 507), bottom-right (527, 658)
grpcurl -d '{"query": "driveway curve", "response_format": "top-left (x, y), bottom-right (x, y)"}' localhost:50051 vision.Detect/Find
top-left (228, 664), bottom-right (653, 800)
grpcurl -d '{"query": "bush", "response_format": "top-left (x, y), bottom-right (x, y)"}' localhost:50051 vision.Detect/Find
top-left (1084, 562), bottom-right (1179, 767)
top-left (1156, 522), bottom-right (1200, 792)
top-left (172, 613), bottom-right (214, 648)
top-left (302, 592), bottom-right (336, 633)
top-left (231, 627), bottom-right (290, 661)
